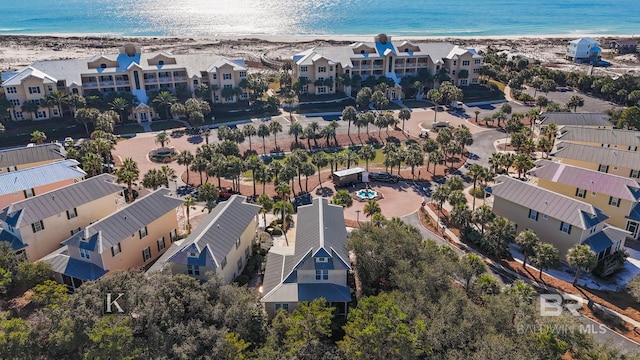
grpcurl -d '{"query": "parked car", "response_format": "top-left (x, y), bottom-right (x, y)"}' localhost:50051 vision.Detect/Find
top-left (369, 172), bottom-right (399, 183)
top-left (431, 121), bottom-right (451, 131)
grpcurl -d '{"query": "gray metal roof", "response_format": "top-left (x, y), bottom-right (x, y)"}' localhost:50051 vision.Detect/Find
top-left (0, 174), bottom-right (124, 228)
top-left (62, 188), bottom-right (183, 254)
top-left (557, 126), bottom-right (640, 148)
top-left (582, 226), bottom-right (629, 254)
top-left (540, 112), bottom-right (611, 127)
top-left (530, 160), bottom-right (640, 201)
top-left (551, 142), bottom-right (640, 170)
top-left (164, 195), bottom-right (260, 268)
top-left (0, 159), bottom-right (86, 196)
top-left (333, 167), bottom-right (365, 177)
top-left (487, 175), bottom-right (608, 229)
top-left (41, 247), bottom-right (107, 281)
top-left (0, 143), bottom-right (66, 169)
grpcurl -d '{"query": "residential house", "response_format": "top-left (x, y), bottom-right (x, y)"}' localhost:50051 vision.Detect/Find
top-left (150, 195), bottom-right (261, 284)
top-left (609, 39), bottom-right (637, 55)
top-left (487, 175), bottom-right (628, 267)
top-left (555, 125), bottom-right (640, 151)
top-left (2, 44), bottom-right (248, 122)
top-left (42, 188), bottom-right (183, 291)
top-left (0, 143), bottom-right (66, 173)
top-left (0, 174), bottom-right (125, 261)
top-left (550, 142), bottom-right (640, 179)
top-left (566, 38), bottom-right (602, 63)
top-left (529, 160), bottom-right (640, 240)
top-left (261, 198), bottom-right (352, 318)
top-left (0, 159), bottom-right (86, 209)
top-left (535, 112), bottom-right (611, 135)
top-left (292, 33), bottom-right (482, 98)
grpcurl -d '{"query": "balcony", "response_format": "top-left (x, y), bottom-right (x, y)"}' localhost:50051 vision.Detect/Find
top-left (82, 82), bottom-right (98, 88)
top-left (99, 81), bottom-right (114, 86)
top-left (158, 77), bottom-right (173, 83)
top-left (144, 77), bottom-right (157, 83)
top-left (372, 65), bottom-right (383, 70)
top-left (115, 80), bottom-right (130, 86)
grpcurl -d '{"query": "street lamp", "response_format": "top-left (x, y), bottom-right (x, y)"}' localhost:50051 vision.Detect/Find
top-left (355, 209), bottom-right (361, 225)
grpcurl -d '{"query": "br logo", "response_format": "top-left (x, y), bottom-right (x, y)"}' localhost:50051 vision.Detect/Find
top-left (539, 293), bottom-right (582, 316)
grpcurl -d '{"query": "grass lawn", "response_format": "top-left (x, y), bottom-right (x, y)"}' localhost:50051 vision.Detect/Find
top-left (403, 100), bottom-right (432, 109)
top-left (297, 99), bottom-right (356, 114)
top-left (114, 123), bottom-right (145, 135)
top-left (383, 102), bottom-right (404, 110)
top-left (0, 118), bottom-right (86, 146)
top-left (489, 80), bottom-right (506, 93)
top-left (462, 84), bottom-right (505, 103)
top-left (205, 109), bottom-right (282, 125)
top-left (151, 120), bottom-right (185, 132)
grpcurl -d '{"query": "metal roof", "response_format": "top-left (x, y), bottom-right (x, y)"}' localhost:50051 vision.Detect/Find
top-left (0, 228), bottom-right (26, 251)
top-left (556, 126), bottom-right (640, 147)
top-left (582, 226), bottom-right (629, 254)
top-left (42, 247), bottom-right (107, 281)
top-left (530, 160), bottom-right (640, 201)
top-left (540, 112), bottom-right (611, 127)
top-left (0, 143), bottom-right (66, 169)
top-left (487, 175), bottom-right (608, 229)
top-left (0, 174), bottom-right (124, 228)
top-left (62, 188), bottom-right (183, 254)
top-left (551, 142), bottom-right (640, 170)
top-left (333, 167), bottom-right (366, 177)
top-left (0, 159), bottom-right (86, 196)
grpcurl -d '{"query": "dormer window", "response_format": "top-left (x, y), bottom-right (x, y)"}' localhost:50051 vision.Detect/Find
top-left (100, 64), bottom-right (107, 69)
top-left (158, 60), bottom-right (164, 66)
top-left (360, 50), bottom-right (365, 54)
top-left (315, 257), bottom-right (328, 263)
top-left (188, 252), bottom-right (198, 258)
top-left (404, 48), bottom-right (409, 53)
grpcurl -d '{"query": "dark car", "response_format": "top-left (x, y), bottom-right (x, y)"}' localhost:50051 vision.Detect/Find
top-left (369, 172), bottom-right (399, 183)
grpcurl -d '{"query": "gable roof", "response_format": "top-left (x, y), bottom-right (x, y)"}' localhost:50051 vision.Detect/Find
top-left (163, 195), bottom-right (260, 269)
top-left (0, 143), bottom-right (66, 169)
top-left (0, 174), bottom-right (124, 228)
top-left (557, 126), bottom-right (640, 147)
top-left (529, 159), bottom-right (640, 202)
top-left (61, 188), bottom-right (182, 254)
top-left (2, 67), bottom-right (58, 86)
top-left (540, 112), bottom-right (611, 127)
top-left (551, 142), bottom-right (640, 169)
top-left (487, 175), bottom-right (608, 229)
top-left (41, 247), bottom-right (108, 281)
top-left (0, 159), bottom-right (85, 196)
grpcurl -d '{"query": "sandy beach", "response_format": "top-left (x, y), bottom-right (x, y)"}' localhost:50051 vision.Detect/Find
top-left (0, 34), bottom-right (639, 76)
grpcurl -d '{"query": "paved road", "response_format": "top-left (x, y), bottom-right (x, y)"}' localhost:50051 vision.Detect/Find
top-left (575, 314), bottom-right (640, 353)
top-left (466, 129), bottom-right (505, 168)
top-left (401, 211), bottom-right (454, 250)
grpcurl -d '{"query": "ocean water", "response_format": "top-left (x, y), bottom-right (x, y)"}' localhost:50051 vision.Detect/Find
top-left (1, 0), bottom-right (639, 37)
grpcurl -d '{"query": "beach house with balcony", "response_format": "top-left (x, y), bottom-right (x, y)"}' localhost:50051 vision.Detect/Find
top-left (0, 143), bottom-right (66, 173)
top-left (566, 38), bottom-right (602, 63)
top-left (1, 44), bottom-right (248, 122)
top-left (261, 198), bottom-right (352, 318)
top-left (292, 34), bottom-right (482, 98)
top-left (42, 188), bottom-right (182, 291)
top-left (555, 126), bottom-right (640, 151)
top-left (550, 142), bottom-right (640, 180)
top-left (0, 174), bottom-right (125, 261)
top-left (150, 195), bottom-right (261, 284)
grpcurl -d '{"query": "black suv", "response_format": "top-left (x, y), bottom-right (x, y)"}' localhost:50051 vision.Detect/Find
top-left (369, 172), bottom-right (399, 183)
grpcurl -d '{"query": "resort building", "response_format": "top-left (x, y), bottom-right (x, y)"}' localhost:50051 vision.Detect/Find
top-left (150, 195), bottom-right (261, 284)
top-left (566, 38), bottom-right (602, 63)
top-left (0, 143), bottom-right (66, 173)
top-left (42, 188), bottom-right (182, 291)
top-left (555, 125), bottom-right (640, 151)
top-left (487, 175), bottom-right (628, 270)
top-left (550, 142), bottom-right (640, 179)
top-left (292, 34), bottom-right (482, 98)
top-left (529, 160), bottom-right (640, 240)
top-left (2, 44), bottom-right (248, 122)
top-left (0, 159), bottom-right (86, 209)
top-left (261, 198), bottom-right (352, 318)
top-left (0, 174), bottom-right (125, 261)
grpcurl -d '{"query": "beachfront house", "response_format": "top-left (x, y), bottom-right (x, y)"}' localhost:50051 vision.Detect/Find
top-left (555, 125), bottom-right (640, 151)
top-left (550, 142), bottom-right (640, 180)
top-left (0, 143), bottom-right (66, 173)
top-left (1, 45), bottom-right (248, 122)
top-left (609, 39), bottom-right (637, 55)
top-left (0, 159), bottom-right (86, 209)
top-left (261, 198), bottom-right (352, 318)
top-left (292, 33), bottom-right (482, 98)
top-left (487, 175), bottom-right (629, 275)
top-left (150, 195), bottom-right (261, 284)
top-left (566, 38), bottom-right (602, 63)
top-left (529, 160), bottom-right (640, 240)
top-left (0, 174), bottom-right (125, 261)
top-left (42, 188), bottom-right (182, 291)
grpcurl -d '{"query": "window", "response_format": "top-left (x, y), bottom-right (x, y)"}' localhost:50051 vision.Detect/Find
top-left (70, 227), bottom-right (81, 236)
top-left (100, 63), bottom-right (107, 69)
top-left (239, 71), bottom-right (247, 78)
top-left (237, 258), bottom-right (243, 272)
top-left (235, 237), bottom-right (241, 249)
top-left (471, 78), bottom-right (478, 84)
top-left (212, 73), bottom-right (217, 80)
top-left (560, 222), bottom-right (572, 234)
top-left (598, 164), bottom-right (609, 173)
top-left (170, 229), bottom-right (178, 242)
top-left (111, 243), bottom-right (121, 256)
top-left (157, 237), bottom-right (165, 251)
top-left (453, 60), bottom-right (457, 66)
top-left (9, 99), bottom-right (20, 106)
top-left (589, 226), bottom-right (597, 234)
top-left (31, 220), bottom-right (44, 233)
top-left (142, 247), bottom-right (151, 262)
top-left (316, 257), bottom-right (328, 263)
top-left (315, 269), bottom-right (329, 280)
top-left (28, 86), bottom-right (41, 94)
top-left (223, 84), bottom-right (232, 89)
top-left (14, 111), bottom-right (23, 120)
top-left (158, 60), bottom-right (164, 66)
top-left (80, 248), bottom-right (91, 259)
top-left (609, 196), bottom-right (621, 207)
top-left (475, 59), bottom-right (482, 64)
top-left (451, 70), bottom-right (456, 75)
top-left (223, 73), bottom-right (232, 80)
top-left (542, 214), bottom-right (548, 220)
top-left (318, 86), bottom-right (326, 94)
top-left (221, 256), bottom-right (227, 270)
top-left (300, 66), bottom-right (308, 72)
top-left (462, 60), bottom-right (470, 66)
top-left (187, 264), bottom-right (200, 276)
top-left (473, 68), bottom-right (480, 74)
top-left (193, 79), bottom-right (198, 85)
top-left (528, 209), bottom-right (539, 221)
top-left (72, 88), bottom-right (79, 94)
top-left (139, 226), bottom-right (148, 239)
top-left (23, 188), bottom-right (35, 198)
top-left (275, 303), bottom-right (289, 312)
top-left (36, 111), bottom-right (47, 119)
top-left (575, 188), bottom-right (587, 198)
top-left (630, 169), bottom-right (640, 179)
top-left (318, 66), bottom-right (327, 73)
top-left (52, 108), bottom-right (59, 116)
top-left (460, 79), bottom-right (468, 85)
top-left (329, 66), bottom-right (334, 71)
top-left (66, 208), bottom-right (78, 220)
top-left (6, 87), bottom-right (17, 94)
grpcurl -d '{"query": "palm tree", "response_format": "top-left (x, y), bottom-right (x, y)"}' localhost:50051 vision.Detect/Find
top-left (484, 217), bottom-right (515, 258)
top-left (468, 164), bottom-right (485, 210)
top-left (274, 182), bottom-right (291, 202)
top-left (343, 149), bottom-right (359, 169)
top-left (398, 108), bottom-right (411, 131)
top-left (472, 205), bottom-right (495, 235)
top-left (532, 243), bottom-right (559, 280)
top-left (190, 156), bottom-right (208, 186)
top-left (404, 148), bottom-right (424, 179)
top-left (160, 165), bottom-right (176, 188)
top-left (257, 123), bottom-right (270, 154)
top-left (152, 91), bottom-right (177, 119)
top-left (155, 132), bottom-right (170, 148)
top-left (109, 97), bottom-right (130, 123)
top-left (44, 91), bottom-right (68, 117)
top-left (311, 151), bottom-right (328, 189)
top-left (64, 94), bottom-right (86, 116)
top-left (449, 203), bottom-right (472, 229)
top-left (75, 107), bottom-right (100, 135)
top-left (243, 124), bottom-right (257, 151)
top-left (306, 121), bottom-right (320, 148)
top-left (20, 100), bottom-right (40, 120)
top-left (268, 121), bottom-right (283, 150)
top-left (142, 169), bottom-right (165, 190)
top-left (272, 200), bottom-right (294, 223)
top-left (537, 137), bottom-right (552, 158)
top-left (473, 110), bottom-right (480, 123)
top-left (432, 185), bottom-right (450, 220)
top-left (342, 106), bottom-right (357, 138)
top-left (567, 95), bottom-right (585, 112)
top-left (567, 244), bottom-right (597, 286)
top-left (363, 199), bottom-right (381, 217)
top-left (358, 145), bottom-right (376, 171)
top-left (300, 162), bottom-right (316, 193)
top-left (256, 194), bottom-right (273, 227)
top-left (198, 183), bottom-right (219, 213)
top-left (176, 150), bottom-right (194, 186)
top-left (116, 157), bottom-right (139, 202)
top-left (426, 89), bottom-right (442, 123)
top-left (288, 121), bottom-right (303, 145)
top-left (82, 152), bottom-right (103, 177)
top-left (515, 230), bottom-right (540, 268)
top-left (513, 154), bottom-right (534, 179)
top-left (225, 156), bottom-right (244, 193)
top-left (268, 160), bottom-right (284, 186)
top-left (183, 195), bottom-right (195, 233)
top-left (245, 155), bottom-right (263, 197)
top-left (30, 130), bottom-right (47, 145)
top-left (332, 189), bottom-right (353, 207)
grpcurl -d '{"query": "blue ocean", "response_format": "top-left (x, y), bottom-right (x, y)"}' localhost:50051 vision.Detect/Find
top-left (1, 0), bottom-right (639, 37)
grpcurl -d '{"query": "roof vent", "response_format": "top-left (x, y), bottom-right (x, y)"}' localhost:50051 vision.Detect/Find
top-left (124, 215), bottom-right (127, 220)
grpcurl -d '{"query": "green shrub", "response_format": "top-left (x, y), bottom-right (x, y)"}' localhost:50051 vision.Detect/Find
top-left (234, 275), bottom-right (249, 286)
